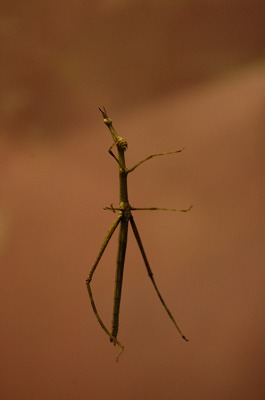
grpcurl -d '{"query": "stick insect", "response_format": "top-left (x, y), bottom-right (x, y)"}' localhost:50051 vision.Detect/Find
top-left (86, 108), bottom-right (192, 360)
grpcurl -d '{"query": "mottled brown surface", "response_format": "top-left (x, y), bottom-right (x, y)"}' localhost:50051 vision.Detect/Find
top-left (1, 1), bottom-right (265, 399)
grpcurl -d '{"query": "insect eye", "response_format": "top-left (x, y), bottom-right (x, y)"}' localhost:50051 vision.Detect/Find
top-left (103, 117), bottom-right (112, 126)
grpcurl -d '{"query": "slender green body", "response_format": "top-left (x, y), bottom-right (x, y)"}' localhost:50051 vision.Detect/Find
top-left (86, 107), bottom-right (191, 360)
top-left (112, 218), bottom-right (128, 339)
top-left (104, 113), bottom-right (131, 341)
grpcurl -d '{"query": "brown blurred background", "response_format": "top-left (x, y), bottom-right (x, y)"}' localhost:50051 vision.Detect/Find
top-left (1, 1), bottom-right (265, 399)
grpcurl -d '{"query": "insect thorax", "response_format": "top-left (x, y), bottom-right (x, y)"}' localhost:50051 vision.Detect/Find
top-left (116, 137), bottom-right (128, 151)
